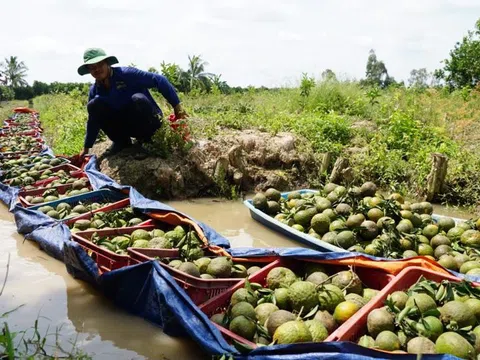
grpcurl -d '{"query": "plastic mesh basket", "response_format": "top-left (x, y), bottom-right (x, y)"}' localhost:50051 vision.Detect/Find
top-left (199, 257), bottom-right (396, 349)
top-left (71, 225), bottom-right (158, 273)
top-left (129, 248), bottom-right (277, 305)
top-left (327, 266), bottom-right (476, 348)
top-left (19, 179), bottom-right (92, 207)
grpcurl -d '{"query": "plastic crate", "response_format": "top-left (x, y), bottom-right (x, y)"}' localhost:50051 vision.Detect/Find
top-left (18, 180), bottom-right (92, 207)
top-left (199, 257), bottom-right (396, 349)
top-left (4, 119), bottom-right (40, 127)
top-left (328, 266), bottom-right (476, 347)
top-left (0, 129), bottom-right (42, 137)
top-left (29, 168), bottom-right (87, 189)
top-left (0, 145), bottom-right (46, 156)
top-left (129, 248), bottom-right (277, 306)
top-left (3, 163), bottom-right (81, 187)
top-left (62, 199), bottom-right (151, 228)
top-left (0, 155), bottom-right (70, 175)
top-left (29, 189), bottom-right (129, 221)
top-left (0, 137), bottom-right (45, 153)
top-left (71, 225), bottom-right (157, 273)
top-left (0, 151), bottom-right (43, 161)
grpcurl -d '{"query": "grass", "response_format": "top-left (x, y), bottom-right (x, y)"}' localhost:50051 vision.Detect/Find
top-left (33, 90), bottom-right (88, 155)
top-left (0, 100), bottom-right (28, 121)
top-left (26, 81), bottom-right (480, 208)
top-left (0, 255), bottom-right (91, 359)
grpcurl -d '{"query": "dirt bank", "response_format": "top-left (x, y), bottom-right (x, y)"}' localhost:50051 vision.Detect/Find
top-left (90, 129), bottom-right (323, 199)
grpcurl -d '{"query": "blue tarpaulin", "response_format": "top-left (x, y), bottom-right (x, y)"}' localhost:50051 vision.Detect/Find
top-left (0, 182), bottom-right (20, 210)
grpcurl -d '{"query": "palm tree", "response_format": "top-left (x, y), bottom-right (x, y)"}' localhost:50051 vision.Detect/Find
top-left (211, 74), bottom-right (230, 93)
top-left (186, 55), bottom-right (213, 92)
top-left (0, 56), bottom-right (28, 87)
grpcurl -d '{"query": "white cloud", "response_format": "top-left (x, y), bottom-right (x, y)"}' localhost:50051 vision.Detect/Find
top-left (0, 0), bottom-right (479, 87)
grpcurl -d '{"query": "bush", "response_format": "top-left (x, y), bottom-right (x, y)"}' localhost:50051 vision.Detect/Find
top-left (0, 86), bottom-right (14, 101)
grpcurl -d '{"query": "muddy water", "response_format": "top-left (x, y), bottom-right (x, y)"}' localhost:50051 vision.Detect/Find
top-left (1, 196), bottom-right (476, 360)
top-left (0, 198), bottom-right (301, 360)
top-left (166, 198), bottom-right (305, 249)
top-left (0, 206), bottom-right (206, 360)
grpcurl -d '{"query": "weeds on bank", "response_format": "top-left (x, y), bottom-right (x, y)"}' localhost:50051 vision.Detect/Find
top-left (25, 80), bottom-right (480, 207)
top-left (0, 254), bottom-right (92, 359)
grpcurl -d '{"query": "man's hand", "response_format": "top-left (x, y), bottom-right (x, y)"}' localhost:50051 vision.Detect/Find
top-left (174, 104), bottom-right (188, 119)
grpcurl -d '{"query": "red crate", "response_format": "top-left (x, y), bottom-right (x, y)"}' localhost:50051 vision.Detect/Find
top-left (328, 266), bottom-right (476, 350)
top-left (31, 170), bottom-right (88, 189)
top-left (199, 258), bottom-right (395, 349)
top-left (61, 198), bottom-right (153, 228)
top-left (329, 267), bottom-right (478, 343)
top-left (0, 151), bottom-right (43, 161)
top-left (4, 119), bottom-right (40, 127)
top-left (4, 163), bottom-right (83, 187)
top-left (129, 248), bottom-right (277, 306)
top-left (0, 129), bottom-right (41, 137)
top-left (0, 146), bottom-right (46, 156)
top-left (18, 180), bottom-right (92, 207)
top-left (0, 136), bottom-right (44, 148)
top-left (71, 224), bottom-right (157, 273)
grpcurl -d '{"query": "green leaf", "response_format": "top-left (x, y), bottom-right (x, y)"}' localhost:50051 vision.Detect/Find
top-left (303, 305), bottom-right (319, 319)
top-left (232, 339), bottom-right (255, 354)
top-left (422, 308), bottom-right (441, 317)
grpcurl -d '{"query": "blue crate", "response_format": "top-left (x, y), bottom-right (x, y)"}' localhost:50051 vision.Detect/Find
top-left (29, 189), bottom-right (128, 215)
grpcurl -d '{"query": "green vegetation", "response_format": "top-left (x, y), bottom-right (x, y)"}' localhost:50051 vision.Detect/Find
top-left (0, 315), bottom-right (92, 359)
top-left (30, 77), bottom-right (480, 208)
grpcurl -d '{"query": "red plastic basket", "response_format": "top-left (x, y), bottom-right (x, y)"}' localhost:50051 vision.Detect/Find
top-left (328, 266), bottom-right (476, 346)
top-left (0, 129), bottom-right (41, 137)
top-left (4, 119), bottom-right (41, 127)
top-left (4, 163), bottom-right (83, 187)
top-left (18, 180), bottom-right (92, 207)
top-left (31, 170), bottom-right (88, 189)
top-left (129, 248), bottom-right (277, 306)
top-left (71, 224), bottom-right (157, 273)
top-left (199, 257), bottom-right (396, 349)
top-left (63, 200), bottom-right (154, 228)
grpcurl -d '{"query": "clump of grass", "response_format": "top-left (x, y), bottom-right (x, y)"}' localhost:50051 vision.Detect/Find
top-left (33, 90), bottom-right (88, 155)
top-left (0, 100), bottom-right (28, 121)
top-left (0, 255), bottom-right (92, 359)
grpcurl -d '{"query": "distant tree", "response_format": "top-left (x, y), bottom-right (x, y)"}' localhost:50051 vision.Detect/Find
top-left (128, 63), bottom-right (137, 68)
top-left (148, 67), bottom-right (159, 74)
top-left (321, 69), bottom-right (337, 81)
top-left (186, 55), bottom-right (213, 92)
top-left (160, 61), bottom-right (189, 92)
top-left (0, 85), bottom-right (14, 101)
top-left (0, 56), bottom-right (28, 87)
top-left (408, 68), bottom-right (431, 89)
top-left (362, 49), bottom-right (394, 88)
top-left (434, 18), bottom-right (480, 89)
top-left (32, 80), bottom-right (50, 96)
top-left (210, 74), bottom-right (230, 94)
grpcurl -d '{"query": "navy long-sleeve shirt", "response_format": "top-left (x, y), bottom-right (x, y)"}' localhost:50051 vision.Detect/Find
top-left (84, 66), bottom-right (180, 148)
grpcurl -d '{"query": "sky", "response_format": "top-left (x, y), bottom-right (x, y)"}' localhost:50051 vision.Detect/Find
top-left (1, 0), bottom-right (480, 87)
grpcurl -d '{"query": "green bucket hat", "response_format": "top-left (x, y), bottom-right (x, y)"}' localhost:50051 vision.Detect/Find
top-left (77, 48), bottom-right (119, 76)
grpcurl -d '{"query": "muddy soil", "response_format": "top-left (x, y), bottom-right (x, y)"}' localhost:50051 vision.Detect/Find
top-left (90, 129), bottom-right (322, 200)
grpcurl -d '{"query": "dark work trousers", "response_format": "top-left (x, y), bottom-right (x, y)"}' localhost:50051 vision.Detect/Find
top-left (87, 93), bottom-right (162, 146)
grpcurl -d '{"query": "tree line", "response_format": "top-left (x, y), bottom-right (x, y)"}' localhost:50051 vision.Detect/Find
top-left (1, 17), bottom-right (480, 101)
